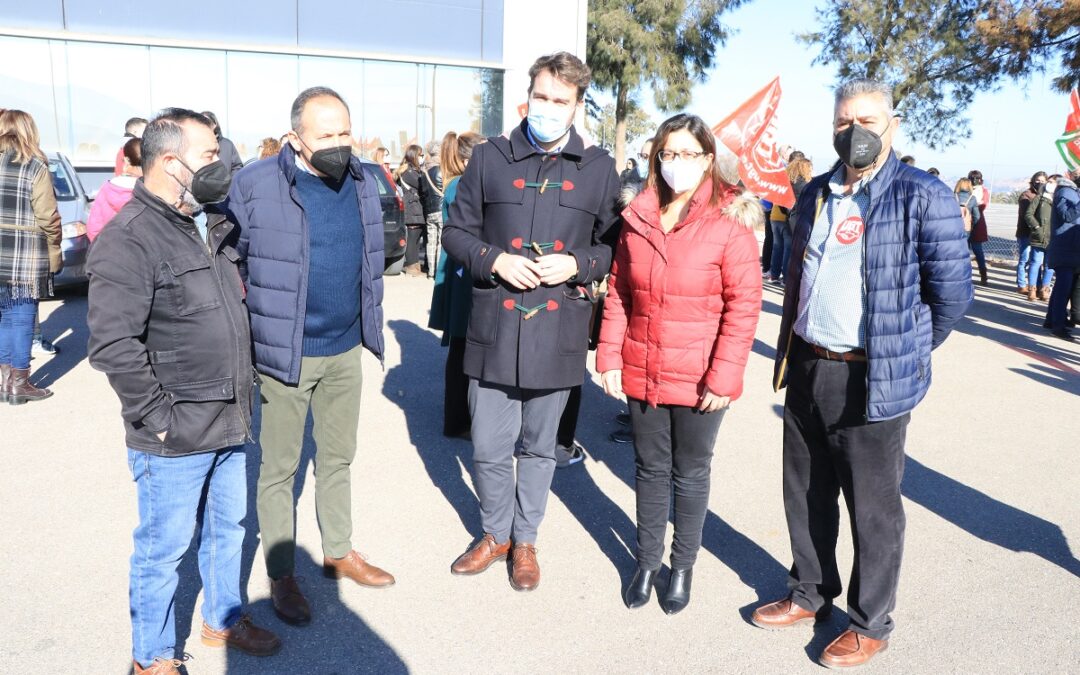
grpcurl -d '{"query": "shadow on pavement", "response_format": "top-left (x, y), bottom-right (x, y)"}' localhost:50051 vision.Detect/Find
top-left (902, 456), bottom-right (1080, 578)
top-left (33, 293), bottom-right (90, 389)
top-left (384, 320), bottom-right (481, 538)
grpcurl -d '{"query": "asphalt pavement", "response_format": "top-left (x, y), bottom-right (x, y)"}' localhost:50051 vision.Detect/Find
top-left (1, 264), bottom-right (1077, 674)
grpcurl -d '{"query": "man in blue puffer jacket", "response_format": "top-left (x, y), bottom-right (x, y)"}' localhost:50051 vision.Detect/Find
top-left (225, 87), bottom-right (393, 628)
top-left (751, 79), bottom-right (973, 669)
top-left (1044, 168), bottom-right (1080, 341)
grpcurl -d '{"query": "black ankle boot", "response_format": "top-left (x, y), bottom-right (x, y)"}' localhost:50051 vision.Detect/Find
top-left (662, 567), bottom-right (693, 615)
top-left (623, 567), bottom-right (659, 609)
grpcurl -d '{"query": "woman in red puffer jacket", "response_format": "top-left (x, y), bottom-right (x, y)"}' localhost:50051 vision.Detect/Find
top-left (596, 113), bottom-right (762, 615)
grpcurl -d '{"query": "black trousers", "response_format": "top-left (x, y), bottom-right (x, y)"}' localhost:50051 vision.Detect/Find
top-left (783, 338), bottom-right (909, 641)
top-left (443, 337), bottom-right (471, 437)
top-left (629, 398), bottom-right (726, 570)
top-left (405, 225), bottom-right (424, 266)
top-left (556, 384), bottom-right (582, 449)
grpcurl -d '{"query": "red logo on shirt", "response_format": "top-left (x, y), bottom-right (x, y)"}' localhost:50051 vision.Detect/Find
top-left (835, 216), bottom-right (865, 245)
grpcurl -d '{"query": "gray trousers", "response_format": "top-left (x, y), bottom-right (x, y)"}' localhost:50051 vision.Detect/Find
top-left (468, 379), bottom-right (570, 544)
top-left (425, 211), bottom-right (442, 278)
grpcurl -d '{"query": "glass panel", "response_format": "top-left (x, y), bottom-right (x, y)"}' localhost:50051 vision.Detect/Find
top-left (0, 37), bottom-right (64, 154)
top-left (359, 60), bottom-right (418, 163)
top-left (148, 47), bottom-right (228, 126)
top-left (0, 0), bottom-right (64, 30)
top-left (225, 51), bottom-right (298, 164)
top-left (61, 41), bottom-right (152, 165)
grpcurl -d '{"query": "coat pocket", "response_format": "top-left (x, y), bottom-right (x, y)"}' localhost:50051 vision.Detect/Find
top-left (162, 377), bottom-right (235, 452)
top-left (466, 286), bottom-right (500, 347)
top-left (165, 255), bottom-right (222, 316)
top-left (558, 288), bottom-right (593, 355)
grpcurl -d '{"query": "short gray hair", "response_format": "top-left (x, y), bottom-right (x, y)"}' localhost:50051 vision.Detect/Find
top-left (290, 86), bottom-right (349, 132)
top-left (424, 139), bottom-right (441, 157)
top-left (834, 78), bottom-right (894, 117)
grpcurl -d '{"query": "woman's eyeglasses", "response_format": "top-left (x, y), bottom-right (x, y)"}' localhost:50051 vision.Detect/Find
top-left (658, 150), bottom-right (707, 163)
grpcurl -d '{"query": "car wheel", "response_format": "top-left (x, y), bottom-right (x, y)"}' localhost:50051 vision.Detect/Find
top-left (384, 255), bottom-right (405, 276)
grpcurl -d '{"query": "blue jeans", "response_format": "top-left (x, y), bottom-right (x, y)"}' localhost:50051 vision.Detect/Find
top-left (1048, 267), bottom-right (1076, 331)
top-left (969, 240), bottom-right (986, 271)
top-left (769, 220), bottom-right (791, 279)
top-left (128, 446), bottom-right (247, 665)
top-left (1022, 245), bottom-right (1054, 289)
top-left (0, 298), bottom-right (37, 369)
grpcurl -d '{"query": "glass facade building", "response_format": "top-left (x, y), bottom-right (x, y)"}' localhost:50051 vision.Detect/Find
top-left (0, 0), bottom-right (513, 166)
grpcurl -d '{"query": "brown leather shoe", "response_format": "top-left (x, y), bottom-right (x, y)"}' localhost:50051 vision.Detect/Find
top-left (819, 630), bottom-right (888, 669)
top-left (751, 597), bottom-right (831, 629)
top-left (270, 575), bottom-right (311, 625)
top-left (323, 550), bottom-right (395, 587)
top-left (7, 367), bottom-right (52, 405)
top-left (200, 614), bottom-right (281, 656)
top-left (509, 543), bottom-right (540, 592)
top-left (1018, 285), bottom-right (1029, 295)
top-left (1038, 287), bottom-right (1051, 301)
top-left (132, 658), bottom-right (182, 674)
top-left (451, 534), bottom-right (511, 575)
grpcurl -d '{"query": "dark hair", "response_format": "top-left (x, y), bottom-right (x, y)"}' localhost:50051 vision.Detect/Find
top-left (900, 155), bottom-right (915, 165)
top-left (441, 131), bottom-right (484, 181)
top-left (404, 144), bottom-right (423, 169)
top-left (290, 86), bottom-right (349, 132)
top-left (122, 137), bottom-right (142, 168)
top-left (788, 150), bottom-right (806, 162)
top-left (967, 169), bottom-right (983, 185)
top-left (528, 52), bottom-right (591, 101)
top-left (927, 167), bottom-right (940, 176)
top-left (141, 108), bottom-right (214, 170)
top-left (1030, 171), bottom-right (1047, 188)
top-left (200, 110), bottom-right (219, 130)
top-left (626, 158), bottom-right (637, 170)
top-left (648, 113), bottom-right (733, 209)
top-left (124, 116), bottom-right (148, 136)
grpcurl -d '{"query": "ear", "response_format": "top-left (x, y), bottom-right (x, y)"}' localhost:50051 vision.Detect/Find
top-left (287, 130), bottom-right (303, 153)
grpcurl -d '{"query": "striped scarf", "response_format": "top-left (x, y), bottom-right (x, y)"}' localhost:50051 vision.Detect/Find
top-left (0, 153), bottom-right (52, 301)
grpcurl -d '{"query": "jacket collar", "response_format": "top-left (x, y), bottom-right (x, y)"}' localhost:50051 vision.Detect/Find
top-left (623, 179), bottom-right (724, 236)
top-left (508, 119), bottom-right (585, 162)
top-left (131, 179), bottom-right (231, 248)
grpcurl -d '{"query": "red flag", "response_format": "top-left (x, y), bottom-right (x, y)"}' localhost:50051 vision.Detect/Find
top-left (712, 78), bottom-right (794, 208)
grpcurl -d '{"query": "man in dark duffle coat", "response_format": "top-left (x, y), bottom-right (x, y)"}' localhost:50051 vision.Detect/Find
top-left (441, 51), bottom-right (621, 591)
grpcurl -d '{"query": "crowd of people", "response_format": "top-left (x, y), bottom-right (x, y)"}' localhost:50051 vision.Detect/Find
top-left (0, 49), bottom-right (1077, 675)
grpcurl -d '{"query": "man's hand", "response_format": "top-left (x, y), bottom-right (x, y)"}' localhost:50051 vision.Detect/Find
top-left (536, 253), bottom-right (579, 286)
top-left (697, 388), bottom-right (730, 413)
top-left (492, 253), bottom-right (541, 290)
top-left (601, 369), bottom-right (624, 400)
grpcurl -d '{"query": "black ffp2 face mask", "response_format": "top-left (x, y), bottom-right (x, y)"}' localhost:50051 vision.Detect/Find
top-left (177, 158), bottom-right (232, 205)
top-left (833, 123), bottom-right (884, 171)
top-left (298, 139), bottom-right (352, 182)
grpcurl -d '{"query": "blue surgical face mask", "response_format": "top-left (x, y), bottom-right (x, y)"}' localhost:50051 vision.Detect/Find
top-left (527, 102), bottom-right (573, 144)
top-left (637, 162), bottom-right (649, 179)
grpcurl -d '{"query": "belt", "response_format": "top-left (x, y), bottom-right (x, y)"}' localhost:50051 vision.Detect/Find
top-left (808, 343), bottom-right (867, 362)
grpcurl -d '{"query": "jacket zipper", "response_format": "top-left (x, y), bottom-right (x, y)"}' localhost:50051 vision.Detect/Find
top-left (861, 186), bottom-right (874, 423)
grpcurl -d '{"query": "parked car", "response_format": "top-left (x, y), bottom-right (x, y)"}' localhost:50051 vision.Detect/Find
top-left (48, 152), bottom-right (91, 290)
top-left (358, 157), bottom-right (407, 275)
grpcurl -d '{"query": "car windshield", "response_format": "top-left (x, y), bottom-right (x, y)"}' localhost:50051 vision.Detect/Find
top-left (48, 159), bottom-right (77, 201)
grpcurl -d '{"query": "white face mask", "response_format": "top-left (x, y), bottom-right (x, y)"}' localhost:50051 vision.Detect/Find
top-left (660, 157), bottom-right (706, 194)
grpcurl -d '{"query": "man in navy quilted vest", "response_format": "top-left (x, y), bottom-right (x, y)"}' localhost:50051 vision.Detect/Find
top-left (441, 52), bottom-right (622, 592)
top-left (752, 79), bottom-right (973, 668)
top-left (226, 87), bottom-right (393, 628)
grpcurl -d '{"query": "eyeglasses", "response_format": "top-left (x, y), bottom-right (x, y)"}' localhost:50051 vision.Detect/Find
top-left (637, 153), bottom-right (649, 160)
top-left (658, 150), bottom-right (707, 163)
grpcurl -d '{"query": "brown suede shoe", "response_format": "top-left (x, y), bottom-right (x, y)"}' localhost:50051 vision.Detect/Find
top-left (751, 597), bottom-right (832, 629)
top-left (1028, 286), bottom-right (1038, 301)
top-left (323, 550), bottom-right (395, 587)
top-left (1038, 287), bottom-right (1051, 301)
top-left (132, 658), bottom-right (182, 674)
top-left (451, 534), bottom-right (511, 575)
top-left (819, 630), bottom-right (888, 669)
top-left (509, 543), bottom-right (540, 592)
top-left (200, 615), bottom-right (281, 656)
top-left (271, 575), bottom-right (311, 625)
top-left (1017, 285), bottom-right (1029, 295)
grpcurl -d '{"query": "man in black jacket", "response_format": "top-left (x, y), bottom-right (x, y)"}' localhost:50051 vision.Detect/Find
top-left (87, 108), bottom-right (279, 675)
top-left (442, 52), bottom-right (621, 591)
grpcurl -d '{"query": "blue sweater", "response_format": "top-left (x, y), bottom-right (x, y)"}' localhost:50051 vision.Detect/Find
top-left (293, 169), bottom-right (363, 357)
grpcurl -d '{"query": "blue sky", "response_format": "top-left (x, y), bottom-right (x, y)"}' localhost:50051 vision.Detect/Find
top-left (604, 0), bottom-right (1074, 189)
